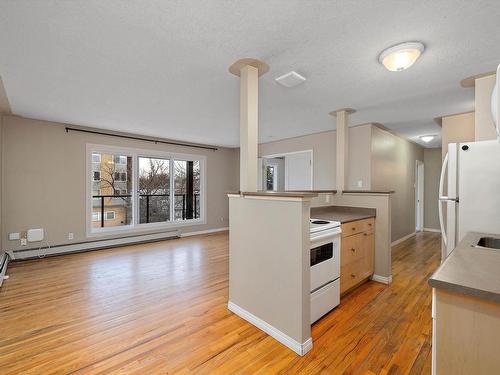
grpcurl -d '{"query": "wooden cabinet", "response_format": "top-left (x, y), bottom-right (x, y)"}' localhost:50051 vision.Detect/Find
top-left (340, 218), bottom-right (374, 295)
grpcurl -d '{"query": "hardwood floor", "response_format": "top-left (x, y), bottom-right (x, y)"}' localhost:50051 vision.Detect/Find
top-left (0, 231), bottom-right (441, 374)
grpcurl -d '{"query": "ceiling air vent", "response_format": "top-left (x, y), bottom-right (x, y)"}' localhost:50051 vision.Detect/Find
top-left (275, 71), bottom-right (306, 88)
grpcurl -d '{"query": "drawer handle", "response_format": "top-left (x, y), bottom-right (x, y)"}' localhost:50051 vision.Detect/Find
top-left (352, 227), bottom-right (356, 231)
top-left (368, 223), bottom-right (372, 226)
top-left (350, 273), bottom-right (356, 278)
top-left (364, 233), bottom-right (368, 236)
top-left (351, 248), bottom-right (356, 252)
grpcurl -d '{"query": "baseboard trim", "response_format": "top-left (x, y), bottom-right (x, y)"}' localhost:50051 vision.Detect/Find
top-left (371, 274), bottom-right (392, 285)
top-left (391, 232), bottom-right (416, 247)
top-left (424, 228), bottom-right (441, 233)
top-left (0, 253), bottom-right (9, 288)
top-left (9, 230), bottom-right (181, 260)
top-left (180, 227), bottom-right (229, 238)
top-left (228, 301), bottom-right (312, 356)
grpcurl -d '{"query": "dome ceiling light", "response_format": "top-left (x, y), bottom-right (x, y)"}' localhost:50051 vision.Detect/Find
top-left (378, 42), bottom-right (425, 72)
top-left (420, 135), bottom-right (435, 143)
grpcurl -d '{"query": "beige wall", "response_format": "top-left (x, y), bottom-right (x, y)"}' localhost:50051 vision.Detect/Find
top-left (1, 115), bottom-right (239, 252)
top-left (441, 112), bottom-right (475, 159)
top-left (229, 195), bottom-right (311, 348)
top-left (370, 126), bottom-right (424, 242)
top-left (258, 124), bottom-right (424, 242)
top-left (347, 125), bottom-right (371, 190)
top-left (475, 74), bottom-right (497, 141)
top-left (259, 130), bottom-right (336, 189)
top-left (423, 148), bottom-right (442, 231)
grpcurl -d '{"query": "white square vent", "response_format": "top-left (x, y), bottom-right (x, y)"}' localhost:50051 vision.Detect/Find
top-left (275, 71), bottom-right (306, 88)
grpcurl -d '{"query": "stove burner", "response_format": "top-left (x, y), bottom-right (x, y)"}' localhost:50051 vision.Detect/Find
top-left (311, 220), bottom-right (330, 225)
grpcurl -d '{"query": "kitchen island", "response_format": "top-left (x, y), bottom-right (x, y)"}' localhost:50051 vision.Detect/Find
top-left (429, 232), bottom-right (500, 374)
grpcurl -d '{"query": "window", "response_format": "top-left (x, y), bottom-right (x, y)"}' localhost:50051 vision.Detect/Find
top-left (92, 153), bottom-right (101, 163)
top-left (90, 151), bottom-right (133, 230)
top-left (266, 165), bottom-right (277, 191)
top-left (139, 157), bottom-right (170, 224)
top-left (114, 155), bottom-right (127, 165)
top-left (88, 146), bottom-right (205, 235)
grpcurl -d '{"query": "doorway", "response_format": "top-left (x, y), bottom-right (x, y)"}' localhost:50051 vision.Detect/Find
top-left (415, 160), bottom-right (424, 231)
top-left (260, 150), bottom-right (313, 191)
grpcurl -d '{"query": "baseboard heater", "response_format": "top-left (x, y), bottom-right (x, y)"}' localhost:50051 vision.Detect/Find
top-left (8, 230), bottom-right (180, 261)
top-left (0, 252), bottom-right (9, 287)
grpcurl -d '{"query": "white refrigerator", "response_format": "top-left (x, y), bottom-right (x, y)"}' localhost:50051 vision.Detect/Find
top-left (439, 140), bottom-right (500, 259)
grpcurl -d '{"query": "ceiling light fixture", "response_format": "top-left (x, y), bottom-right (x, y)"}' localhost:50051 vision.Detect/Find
top-left (379, 42), bottom-right (425, 72)
top-left (420, 135), bottom-right (435, 143)
top-left (275, 71), bottom-right (306, 87)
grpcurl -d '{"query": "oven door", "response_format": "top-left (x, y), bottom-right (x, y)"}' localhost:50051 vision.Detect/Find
top-left (310, 233), bottom-right (340, 292)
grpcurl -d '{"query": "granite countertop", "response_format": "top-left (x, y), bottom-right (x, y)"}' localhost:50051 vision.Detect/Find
top-left (429, 232), bottom-right (500, 303)
top-left (310, 205), bottom-right (376, 224)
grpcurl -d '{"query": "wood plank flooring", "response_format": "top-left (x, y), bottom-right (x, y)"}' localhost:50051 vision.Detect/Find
top-left (0, 231), bottom-right (441, 374)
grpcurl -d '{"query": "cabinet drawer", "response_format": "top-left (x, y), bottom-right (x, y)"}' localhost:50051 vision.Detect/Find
top-left (341, 232), bottom-right (369, 266)
top-left (340, 255), bottom-right (373, 294)
top-left (341, 218), bottom-right (374, 238)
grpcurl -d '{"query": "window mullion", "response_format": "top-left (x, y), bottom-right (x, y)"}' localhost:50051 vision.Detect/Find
top-left (169, 159), bottom-right (174, 222)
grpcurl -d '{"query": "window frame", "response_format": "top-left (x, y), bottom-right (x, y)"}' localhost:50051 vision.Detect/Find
top-left (86, 144), bottom-right (207, 237)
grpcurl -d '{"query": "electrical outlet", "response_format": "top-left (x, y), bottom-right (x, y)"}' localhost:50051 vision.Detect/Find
top-left (68, 232), bottom-right (74, 240)
top-left (8, 232), bottom-right (20, 241)
top-left (357, 180), bottom-right (363, 188)
top-left (20, 238), bottom-right (27, 246)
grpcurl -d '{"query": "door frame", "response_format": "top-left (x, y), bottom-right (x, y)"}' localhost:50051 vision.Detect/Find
top-left (415, 160), bottom-right (424, 232)
top-left (262, 150), bottom-right (313, 190)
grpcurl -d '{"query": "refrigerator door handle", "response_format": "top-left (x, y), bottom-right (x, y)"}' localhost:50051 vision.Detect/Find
top-left (438, 152), bottom-right (449, 246)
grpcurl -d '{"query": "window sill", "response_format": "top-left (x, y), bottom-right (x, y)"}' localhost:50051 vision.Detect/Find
top-left (87, 218), bottom-right (206, 238)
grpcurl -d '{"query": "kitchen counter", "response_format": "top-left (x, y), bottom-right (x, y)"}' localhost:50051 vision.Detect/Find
top-left (310, 205), bottom-right (376, 224)
top-left (429, 232), bottom-right (500, 304)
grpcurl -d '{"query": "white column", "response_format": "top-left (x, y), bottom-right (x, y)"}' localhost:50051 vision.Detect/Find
top-left (329, 108), bottom-right (355, 191)
top-left (229, 58), bottom-right (269, 192)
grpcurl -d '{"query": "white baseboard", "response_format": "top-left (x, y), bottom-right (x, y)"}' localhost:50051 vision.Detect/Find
top-left (9, 230), bottom-right (180, 260)
top-left (391, 232), bottom-right (416, 247)
top-left (424, 228), bottom-right (441, 233)
top-left (180, 227), bottom-right (229, 238)
top-left (228, 301), bottom-right (312, 356)
top-left (371, 274), bottom-right (392, 285)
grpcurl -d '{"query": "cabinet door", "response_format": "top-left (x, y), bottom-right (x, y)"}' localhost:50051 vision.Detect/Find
top-left (360, 231), bottom-right (374, 275)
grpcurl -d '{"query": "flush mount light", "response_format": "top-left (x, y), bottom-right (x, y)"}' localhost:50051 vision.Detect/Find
top-left (420, 135), bottom-right (435, 143)
top-left (379, 42), bottom-right (425, 72)
top-left (275, 71), bottom-right (306, 87)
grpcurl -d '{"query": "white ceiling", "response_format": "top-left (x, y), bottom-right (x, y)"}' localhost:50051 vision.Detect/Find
top-left (1, 1), bottom-right (499, 149)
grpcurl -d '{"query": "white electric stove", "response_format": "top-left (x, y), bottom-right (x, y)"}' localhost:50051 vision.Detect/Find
top-left (309, 218), bottom-right (342, 323)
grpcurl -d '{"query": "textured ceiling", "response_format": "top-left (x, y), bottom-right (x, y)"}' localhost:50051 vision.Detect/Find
top-left (1, 1), bottom-right (499, 148)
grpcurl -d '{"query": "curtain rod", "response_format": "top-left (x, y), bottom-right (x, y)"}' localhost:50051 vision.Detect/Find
top-left (65, 127), bottom-right (218, 151)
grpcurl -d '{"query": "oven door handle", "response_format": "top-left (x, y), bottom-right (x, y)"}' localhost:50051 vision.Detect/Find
top-left (310, 229), bottom-right (341, 242)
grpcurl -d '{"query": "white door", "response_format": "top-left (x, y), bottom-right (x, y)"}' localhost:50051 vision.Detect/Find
top-left (415, 160), bottom-right (424, 231)
top-left (285, 151), bottom-right (312, 190)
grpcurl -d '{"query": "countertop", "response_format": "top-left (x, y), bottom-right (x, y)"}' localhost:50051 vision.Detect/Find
top-left (429, 232), bottom-right (500, 304)
top-left (310, 205), bottom-right (376, 224)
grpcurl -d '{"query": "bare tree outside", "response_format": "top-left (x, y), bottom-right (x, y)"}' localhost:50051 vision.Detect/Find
top-left (139, 157), bottom-right (170, 223)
